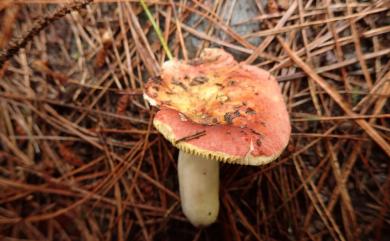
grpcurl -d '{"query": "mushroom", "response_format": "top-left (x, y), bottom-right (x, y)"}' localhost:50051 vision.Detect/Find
top-left (144, 48), bottom-right (291, 226)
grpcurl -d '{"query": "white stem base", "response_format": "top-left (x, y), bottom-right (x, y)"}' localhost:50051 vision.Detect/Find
top-left (178, 151), bottom-right (220, 227)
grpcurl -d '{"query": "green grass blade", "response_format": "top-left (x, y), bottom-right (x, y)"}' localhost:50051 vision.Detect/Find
top-left (139, 0), bottom-right (173, 60)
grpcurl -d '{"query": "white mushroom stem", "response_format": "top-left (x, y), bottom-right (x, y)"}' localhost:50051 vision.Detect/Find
top-left (178, 150), bottom-right (219, 227)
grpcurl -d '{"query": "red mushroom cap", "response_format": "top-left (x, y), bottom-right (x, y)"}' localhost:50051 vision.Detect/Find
top-left (145, 48), bottom-right (291, 165)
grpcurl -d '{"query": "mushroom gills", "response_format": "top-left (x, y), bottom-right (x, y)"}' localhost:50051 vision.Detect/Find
top-left (178, 150), bottom-right (220, 226)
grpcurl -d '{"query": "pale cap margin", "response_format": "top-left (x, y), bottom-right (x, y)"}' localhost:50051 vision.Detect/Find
top-left (154, 118), bottom-right (286, 166)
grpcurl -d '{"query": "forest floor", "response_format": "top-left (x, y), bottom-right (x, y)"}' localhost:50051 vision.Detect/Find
top-left (0, 0), bottom-right (389, 240)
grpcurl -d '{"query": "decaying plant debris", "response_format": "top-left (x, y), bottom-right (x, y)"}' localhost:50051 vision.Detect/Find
top-left (0, 0), bottom-right (389, 240)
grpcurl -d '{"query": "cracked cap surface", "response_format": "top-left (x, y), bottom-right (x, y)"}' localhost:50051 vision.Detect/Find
top-left (144, 48), bottom-right (291, 165)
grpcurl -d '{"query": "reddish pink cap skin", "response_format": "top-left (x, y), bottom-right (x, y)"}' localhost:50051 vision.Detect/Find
top-left (147, 48), bottom-right (291, 162)
top-left (154, 106), bottom-right (290, 159)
